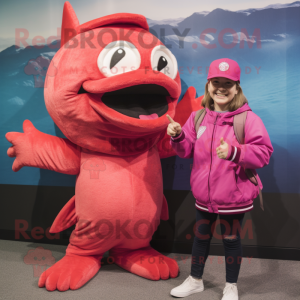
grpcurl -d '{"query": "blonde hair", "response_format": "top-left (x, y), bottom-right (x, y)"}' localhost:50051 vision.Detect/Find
top-left (201, 80), bottom-right (248, 112)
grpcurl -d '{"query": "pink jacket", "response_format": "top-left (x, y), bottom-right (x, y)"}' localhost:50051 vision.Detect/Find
top-left (170, 103), bottom-right (273, 214)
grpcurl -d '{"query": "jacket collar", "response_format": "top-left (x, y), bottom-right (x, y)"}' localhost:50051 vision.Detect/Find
top-left (205, 103), bottom-right (252, 119)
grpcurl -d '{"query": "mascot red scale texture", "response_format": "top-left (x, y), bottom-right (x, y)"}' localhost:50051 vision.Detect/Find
top-left (6, 2), bottom-right (202, 291)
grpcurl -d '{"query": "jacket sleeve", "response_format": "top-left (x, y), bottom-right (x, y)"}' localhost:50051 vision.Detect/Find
top-left (170, 111), bottom-right (197, 159)
top-left (226, 111), bottom-right (273, 169)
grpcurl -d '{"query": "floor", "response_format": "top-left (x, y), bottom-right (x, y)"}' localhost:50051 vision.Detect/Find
top-left (0, 240), bottom-right (299, 300)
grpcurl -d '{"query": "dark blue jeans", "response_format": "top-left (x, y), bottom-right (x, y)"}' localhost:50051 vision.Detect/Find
top-left (191, 208), bottom-right (245, 283)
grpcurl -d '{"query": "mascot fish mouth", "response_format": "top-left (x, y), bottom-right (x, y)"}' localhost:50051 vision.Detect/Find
top-left (78, 84), bottom-right (169, 120)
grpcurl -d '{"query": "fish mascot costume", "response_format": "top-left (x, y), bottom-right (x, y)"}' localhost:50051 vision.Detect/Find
top-left (6, 1), bottom-right (202, 291)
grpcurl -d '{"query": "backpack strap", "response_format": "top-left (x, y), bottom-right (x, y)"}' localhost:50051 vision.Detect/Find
top-left (234, 112), bottom-right (264, 211)
top-left (194, 108), bottom-right (206, 138)
top-left (233, 111), bottom-right (246, 145)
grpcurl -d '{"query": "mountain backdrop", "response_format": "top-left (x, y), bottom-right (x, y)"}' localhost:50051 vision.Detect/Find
top-left (1, 2), bottom-right (299, 193)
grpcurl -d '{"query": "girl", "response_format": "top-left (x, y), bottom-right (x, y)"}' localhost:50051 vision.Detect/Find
top-left (167, 58), bottom-right (273, 299)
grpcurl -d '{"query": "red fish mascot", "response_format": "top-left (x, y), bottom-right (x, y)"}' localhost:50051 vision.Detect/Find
top-left (6, 1), bottom-right (202, 291)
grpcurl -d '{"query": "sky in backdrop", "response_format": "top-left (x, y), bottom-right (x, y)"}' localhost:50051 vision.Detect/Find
top-left (0, 0), bottom-right (295, 51)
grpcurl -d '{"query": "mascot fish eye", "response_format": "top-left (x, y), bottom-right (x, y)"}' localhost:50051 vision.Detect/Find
top-left (6, 1), bottom-right (202, 291)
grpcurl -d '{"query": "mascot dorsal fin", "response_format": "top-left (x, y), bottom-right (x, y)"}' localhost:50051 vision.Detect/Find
top-left (79, 13), bottom-right (149, 32)
top-left (60, 1), bottom-right (80, 48)
top-left (60, 2), bottom-right (149, 48)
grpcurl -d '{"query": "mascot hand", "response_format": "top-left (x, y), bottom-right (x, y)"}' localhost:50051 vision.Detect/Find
top-left (5, 120), bottom-right (39, 172)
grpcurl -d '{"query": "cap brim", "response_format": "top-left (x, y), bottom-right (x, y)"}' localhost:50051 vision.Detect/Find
top-left (207, 74), bottom-right (240, 83)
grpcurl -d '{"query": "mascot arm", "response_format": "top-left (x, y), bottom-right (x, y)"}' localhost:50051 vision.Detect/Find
top-left (157, 87), bottom-right (204, 158)
top-left (5, 120), bottom-right (80, 174)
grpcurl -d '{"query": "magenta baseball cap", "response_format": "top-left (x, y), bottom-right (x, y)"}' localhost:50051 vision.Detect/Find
top-left (207, 58), bottom-right (241, 83)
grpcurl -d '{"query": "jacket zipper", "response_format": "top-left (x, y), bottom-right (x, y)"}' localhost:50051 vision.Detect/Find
top-left (207, 114), bottom-right (219, 212)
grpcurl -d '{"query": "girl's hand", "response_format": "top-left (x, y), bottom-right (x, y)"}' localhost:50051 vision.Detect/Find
top-left (216, 137), bottom-right (229, 159)
top-left (166, 115), bottom-right (182, 137)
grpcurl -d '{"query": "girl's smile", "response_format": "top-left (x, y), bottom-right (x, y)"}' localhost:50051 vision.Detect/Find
top-left (208, 77), bottom-right (238, 111)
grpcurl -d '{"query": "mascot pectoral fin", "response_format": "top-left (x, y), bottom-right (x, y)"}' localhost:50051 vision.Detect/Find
top-left (160, 194), bottom-right (169, 221)
top-left (49, 196), bottom-right (77, 233)
top-left (174, 86), bottom-right (204, 125)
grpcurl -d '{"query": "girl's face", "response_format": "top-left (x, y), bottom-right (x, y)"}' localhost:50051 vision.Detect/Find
top-left (208, 77), bottom-right (238, 111)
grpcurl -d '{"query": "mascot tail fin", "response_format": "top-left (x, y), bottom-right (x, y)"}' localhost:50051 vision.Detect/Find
top-left (49, 196), bottom-right (77, 233)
